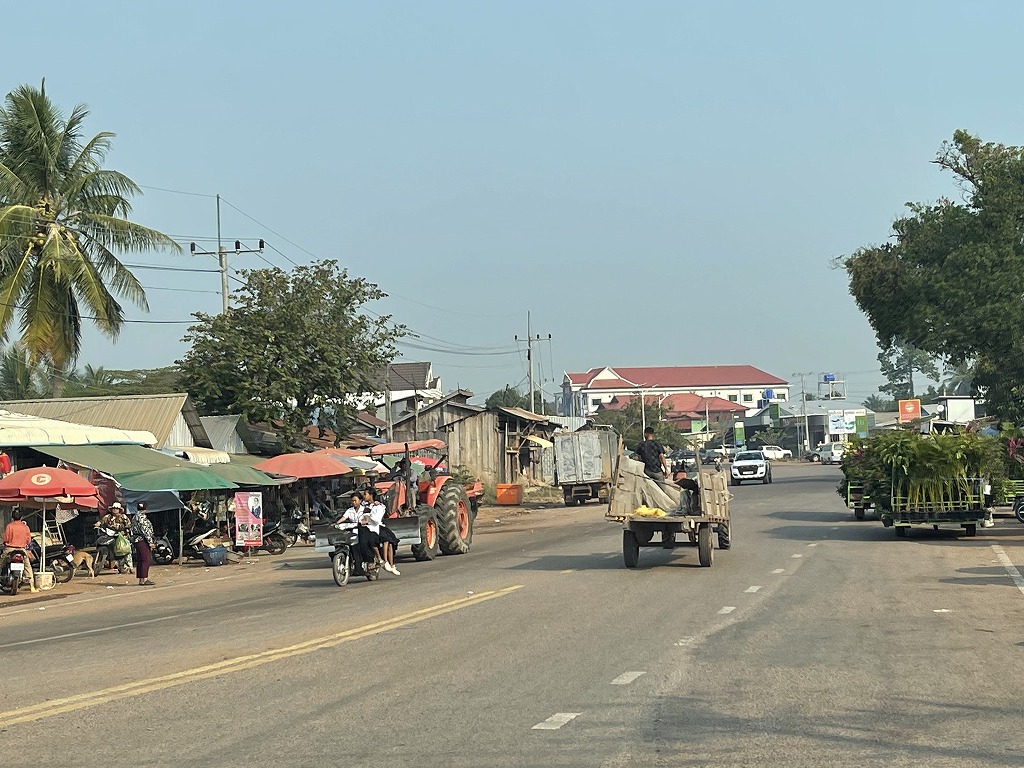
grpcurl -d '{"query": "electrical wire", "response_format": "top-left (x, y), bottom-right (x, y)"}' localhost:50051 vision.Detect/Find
top-left (218, 198), bottom-right (307, 265)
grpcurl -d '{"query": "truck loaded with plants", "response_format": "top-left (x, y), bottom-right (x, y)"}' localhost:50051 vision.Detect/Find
top-left (838, 429), bottom-right (1003, 538)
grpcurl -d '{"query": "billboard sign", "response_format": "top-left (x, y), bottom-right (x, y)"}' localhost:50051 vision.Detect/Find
top-left (828, 409), bottom-right (867, 435)
top-left (898, 399), bottom-right (922, 423)
top-left (234, 491), bottom-right (263, 547)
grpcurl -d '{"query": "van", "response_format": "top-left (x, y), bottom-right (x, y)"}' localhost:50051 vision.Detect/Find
top-left (811, 443), bottom-right (846, 464)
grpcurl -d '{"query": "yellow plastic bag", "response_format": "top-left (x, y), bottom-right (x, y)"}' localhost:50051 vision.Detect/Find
top-left (633, 505), bottom-right (667, 518)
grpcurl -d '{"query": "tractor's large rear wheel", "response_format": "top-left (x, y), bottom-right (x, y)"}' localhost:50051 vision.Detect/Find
top-left (436, 482), bottom-right (473, 555)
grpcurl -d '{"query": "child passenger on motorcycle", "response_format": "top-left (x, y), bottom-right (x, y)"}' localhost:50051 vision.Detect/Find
top-left (337, 493), bottom-right (382, 569)
top-left (363, 489), bottom-right (400, 576)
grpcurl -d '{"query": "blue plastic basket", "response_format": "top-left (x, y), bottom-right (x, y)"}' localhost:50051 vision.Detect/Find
top-left (201, 545), bottom-right (227, 566)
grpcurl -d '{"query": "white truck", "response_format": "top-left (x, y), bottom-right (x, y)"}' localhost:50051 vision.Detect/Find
top-left (553, 428), bottom-right (620, 506)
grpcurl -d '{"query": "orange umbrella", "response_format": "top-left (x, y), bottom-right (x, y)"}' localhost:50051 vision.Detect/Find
top-left (253, 452), bottom-right (353, 479)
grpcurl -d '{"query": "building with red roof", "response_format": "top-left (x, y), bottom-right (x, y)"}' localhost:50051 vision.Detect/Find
top-left (562, 365), bottom-right (789, 417)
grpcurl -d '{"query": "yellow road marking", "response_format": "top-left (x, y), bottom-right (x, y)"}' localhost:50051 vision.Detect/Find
top-left (0, 585), bottom-right (523, 727)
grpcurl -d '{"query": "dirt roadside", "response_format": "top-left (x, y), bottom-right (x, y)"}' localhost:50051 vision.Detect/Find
top-left (0, 499), bottom-right (607, 611)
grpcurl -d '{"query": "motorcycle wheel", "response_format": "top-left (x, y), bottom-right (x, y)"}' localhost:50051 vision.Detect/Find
top-left (152, 546), bottom-right (174, 566)
top-left (1014, 497), bottom-right (1024, 524)
top-left (51, 559), bottom-right (73, 583)
top-left (284, 532), bottom-right (298, 548)
top-left (9, 574), bottom-right (19, 596)
top-left (332, 551), bottom-right (350, 587)
top-left (263, 534), bottom-right (287, 556)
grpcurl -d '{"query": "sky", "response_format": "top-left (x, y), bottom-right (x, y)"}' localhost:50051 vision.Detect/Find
top-left (5, 1), bottom-right (1024, 406)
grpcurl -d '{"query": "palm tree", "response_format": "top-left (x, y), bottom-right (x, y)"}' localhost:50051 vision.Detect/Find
top-left (0, 82), bottom-right (179, 395)
top-left (0, 343), bottom-right (47, 399)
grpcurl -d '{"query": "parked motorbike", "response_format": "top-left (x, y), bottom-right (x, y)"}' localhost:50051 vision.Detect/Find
top-left (94, 526), bottom-right (131, 574)
top-left (27, 540), bottom-right (77, 583)
top-left (281, 510), bottom-right (316, 547)
top-left (0, 549), bottom-right (29, 595)
top-left (320, 524), bottom-right (380, 587)
top-left (179, 527), bottom-right (220, 562)
top-left (1013, 495), bottom-right (1024, 524)
top-left (255, 520), bottom-right (288, 555)
top-left (152, 532), bottom-right (175, 566)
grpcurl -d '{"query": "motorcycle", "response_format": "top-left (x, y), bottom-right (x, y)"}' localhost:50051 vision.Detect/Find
top-left (179, 527), bottom-right (220, 563)
top-left (94, 526), bottom-right (131, 574)
top-left (152, 531), bottom-right (175, 566)
top-left (318, 523), bottom-right (380, 587)
top-left (252, 520), bottom-right (287, 555)
top-left (27, 540), bottom-right (77, 583)
top-left (281, 510), bottom-right (316, 547)
top-left (0, 549), bottom-right (29, 595)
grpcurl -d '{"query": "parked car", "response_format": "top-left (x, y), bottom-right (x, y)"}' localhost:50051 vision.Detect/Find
top-left (760, 445), bottom-right (793, 460)
top-left (730, 450), bottom-right (772, 485)
top-left (808, 443), bottom-right (846, 464)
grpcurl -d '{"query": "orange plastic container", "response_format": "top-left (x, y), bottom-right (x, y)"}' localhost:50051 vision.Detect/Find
top-left (495, 483), bottom-right (523, 505)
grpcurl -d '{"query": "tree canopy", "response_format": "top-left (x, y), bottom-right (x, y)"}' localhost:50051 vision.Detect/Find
top-left (485, 385), bottom-right (530, 410)
top-left (592, 399), bottom-right (688, 450)
top-left (841, 130), bottom-right (1024, 420)
top-left (0, 82), bottom-right (177, 393)
top-left (177, 261), bottom-right (403, 447)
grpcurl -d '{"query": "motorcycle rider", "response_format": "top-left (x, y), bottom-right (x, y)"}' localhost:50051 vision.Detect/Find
top-left (363, 489), bottom-right (399, 576)
top-left (336, 492), bottom-right (381, 570)
top-left (2, 510), bottom-right (36, 592)
top-left (94, 502), bottom-right (132, 572)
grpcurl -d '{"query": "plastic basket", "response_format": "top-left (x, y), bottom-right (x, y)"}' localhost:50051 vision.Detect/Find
top-left (201, 545), bottom-right (227, 567)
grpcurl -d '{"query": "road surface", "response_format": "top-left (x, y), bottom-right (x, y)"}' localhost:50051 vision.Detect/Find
top-left (1, 464), bottom-right (1023, 767)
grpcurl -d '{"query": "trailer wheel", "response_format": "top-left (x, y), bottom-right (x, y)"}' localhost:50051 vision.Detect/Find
top-left (698, 525), bottom-right (714, 567)
top-left (661, 530), bottom-right (676, 549)
top-left (964, 524), bottom-right (977, 537)
top-left (635, 528), bottom-right (654, 546)
top-left (854, 507), bottom-right (865, 520)
top-left (895, 526), bottom-right (908, 538)
top-left (623, 530), bottom-right (640, 568)
top-left (436, 482), bottom-right (472, 555)
top-left (717, 524), bottom-right (731, 550)
top-left (563, 493), bottom-right (574, 507)
top-left (411, 513), bottom-right (439, 561)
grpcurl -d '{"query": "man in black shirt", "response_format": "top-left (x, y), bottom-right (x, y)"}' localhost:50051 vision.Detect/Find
top-left (634, 427), bottom-right (668, 481)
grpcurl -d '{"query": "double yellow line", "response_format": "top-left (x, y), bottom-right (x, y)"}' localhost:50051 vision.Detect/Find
top-left (1, 585), bottom-right (523, 727)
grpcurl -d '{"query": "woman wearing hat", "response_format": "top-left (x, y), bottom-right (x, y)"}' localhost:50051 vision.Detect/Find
top-left (130, 502), bottom-right (156, 586)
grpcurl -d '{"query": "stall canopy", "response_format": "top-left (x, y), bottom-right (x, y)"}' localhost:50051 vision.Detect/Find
top-left (0, 409), bottom-right (156, 446)
top-left (33, 444), bottom-right (281, 492)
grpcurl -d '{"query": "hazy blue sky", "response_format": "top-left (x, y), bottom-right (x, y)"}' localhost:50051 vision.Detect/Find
top-left (5, 1), bottom-right (1022, 404)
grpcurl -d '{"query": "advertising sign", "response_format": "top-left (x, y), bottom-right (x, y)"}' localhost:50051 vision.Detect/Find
top-left (829, 409), bottom-right (867, 435)
top-left (234, 491), bottom-right (263, 547)
top-left (898, 399), bottom-right (922, 423)
top-left (733, 422), bottom-right (745, 447)
top-left (854, 414), bottom-right (869, 438)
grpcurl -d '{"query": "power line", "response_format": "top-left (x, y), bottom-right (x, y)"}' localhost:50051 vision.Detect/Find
top-left (219, 197), bottom-right (311, 264)
top-left (138, 184), bottom-right (218, 199)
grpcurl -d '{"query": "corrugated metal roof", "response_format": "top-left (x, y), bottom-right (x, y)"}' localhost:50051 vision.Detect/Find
top-left (200, 415), bottom-right (259, 454)
top-left (493, 406), bottom-right (552, 424)
top-left (0, 409), bottom-right (157, 446)
top-left (0, 393), bottom-right (212, 449)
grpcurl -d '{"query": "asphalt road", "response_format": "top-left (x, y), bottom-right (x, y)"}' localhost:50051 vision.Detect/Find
top-left (2, 464), bottom-right (1023, 767)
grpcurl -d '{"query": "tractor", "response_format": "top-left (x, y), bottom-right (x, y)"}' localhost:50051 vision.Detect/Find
top-left (368, 439), bottom-right (483, 560)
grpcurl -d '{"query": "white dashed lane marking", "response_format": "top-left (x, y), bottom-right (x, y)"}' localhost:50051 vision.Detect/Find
top-left (610, 671), bottom-right (646, 685)
top-left (744, 586), bottom-right (762, 593)
top-left (771, 569), bottom-right (785, 574)
top-left (791, 554), bottom-right (803, 559)
top-left (807, 543), bottom-right (819, 547)
top-left (718, 606), bottom-right (736, 615)
top-left (533, 713), bottom-right (582, 730)
top-left (674, 637), bottom-right (695, 647)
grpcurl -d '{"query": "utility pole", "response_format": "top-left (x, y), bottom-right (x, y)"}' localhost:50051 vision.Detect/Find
top-left (515, 312), bottom-right (551, 414)
top-left (793, 371), bottom-right (814, 457)
top-left (384, 363), bottom-right (394, 442)
top-left (190, 194), bottom-right (265, 313)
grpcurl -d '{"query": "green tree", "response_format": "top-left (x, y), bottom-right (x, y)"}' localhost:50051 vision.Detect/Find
top-left (877, 342), bottom-right (939, 401)
top-left (0, 82), bottom-right (178, 394)
top-left (0, 343), bottom-right (46, 399)
top-left (863, 394), bottom-right (896, 412)
top-left (178, 261), bottom-right (404, 447)
top-left (841, 131), bottom-right (1024, 421)
top-left (485, 385), bottom-right (530, 409)
top-left (593, 399), bottom-right (687, 450)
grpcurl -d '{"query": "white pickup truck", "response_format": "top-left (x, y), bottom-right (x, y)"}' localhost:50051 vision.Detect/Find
top-left (759, 445), bottom-right (793, 460)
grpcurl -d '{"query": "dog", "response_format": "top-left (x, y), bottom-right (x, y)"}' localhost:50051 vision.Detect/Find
top-left (71, 549), bottom-right (96, 577)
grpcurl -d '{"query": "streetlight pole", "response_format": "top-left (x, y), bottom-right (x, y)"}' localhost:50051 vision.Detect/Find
top-left (793, 371), bottom-right (814, 458)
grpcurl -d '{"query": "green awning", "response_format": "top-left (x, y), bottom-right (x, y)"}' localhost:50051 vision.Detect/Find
top-left (203, 462), bottom-right (293, 487)
top-left (35, 444), bottom-right (246, 492)
top-left (114, 466), bottom-right (237, 492)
